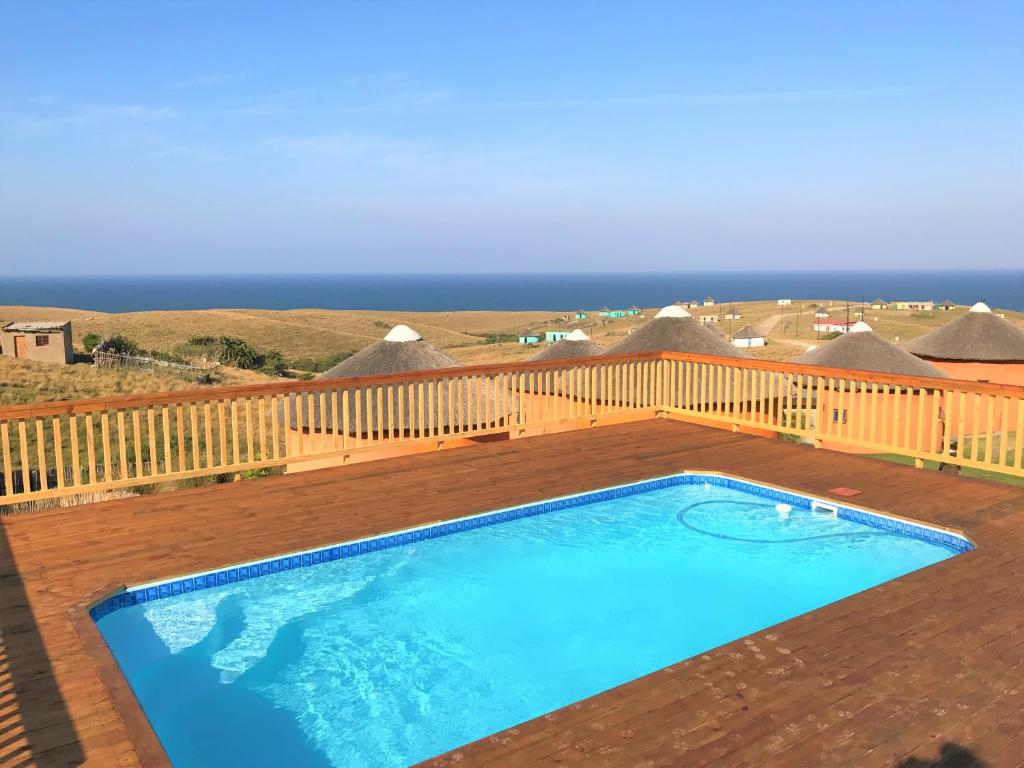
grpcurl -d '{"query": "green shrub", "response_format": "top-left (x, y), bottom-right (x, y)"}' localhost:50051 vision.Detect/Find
top-left (289, 352), bottom-right (352, 372)
top-left (82, 333), bottom-right (102, 352)
top-left (259, 350), bottom-right (288, 376)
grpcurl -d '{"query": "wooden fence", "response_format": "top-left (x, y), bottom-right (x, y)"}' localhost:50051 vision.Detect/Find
top-left (1, 351), bottom-right (1021, 506)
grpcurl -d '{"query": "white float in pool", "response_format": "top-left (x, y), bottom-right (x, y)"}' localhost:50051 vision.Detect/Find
top-left (775, 502), bottom-right (792, 520)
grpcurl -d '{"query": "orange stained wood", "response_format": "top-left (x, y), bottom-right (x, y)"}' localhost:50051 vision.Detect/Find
top-left (0, 420), bottom-right (1023, 767)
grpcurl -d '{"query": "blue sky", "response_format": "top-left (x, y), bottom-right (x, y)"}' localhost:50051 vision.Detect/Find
top-left (1, 0), bottom-right (1021, 274)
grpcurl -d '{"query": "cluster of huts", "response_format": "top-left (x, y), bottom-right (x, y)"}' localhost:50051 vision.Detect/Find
top-left (289, 302), bottom-right (1024, 462)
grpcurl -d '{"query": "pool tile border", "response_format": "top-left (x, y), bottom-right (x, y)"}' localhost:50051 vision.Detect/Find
top-left (88, 472), bottom-right (973, 622)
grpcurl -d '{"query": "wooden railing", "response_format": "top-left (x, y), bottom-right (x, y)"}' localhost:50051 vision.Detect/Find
top-left (656, 352), bottom-right (1023, 478)
top-left (0, 353), bottom-right (664, 505)
top-left (1, 351), bottom-right (1021, 506)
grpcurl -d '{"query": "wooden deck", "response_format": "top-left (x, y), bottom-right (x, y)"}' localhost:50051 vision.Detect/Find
top-left (3, 419), bottom-right (1024, 767)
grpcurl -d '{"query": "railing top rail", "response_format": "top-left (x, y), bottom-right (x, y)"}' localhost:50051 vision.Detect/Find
top-left (1, 349), bottom-right (1021, 421)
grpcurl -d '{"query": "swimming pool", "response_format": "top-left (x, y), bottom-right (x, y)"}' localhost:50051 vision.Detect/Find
top-left (92, 473), bottom-right (970, 767)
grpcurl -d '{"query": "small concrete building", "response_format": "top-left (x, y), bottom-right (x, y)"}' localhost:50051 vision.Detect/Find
top-left (544, 330), bottom-right (570, 343)
top-left (703, 296), bottom-right (715, 306)
top-left (724, 306), bottom-right (742, 320)
top-left (626, 305), bottom-right (642, 316)
top-left (777, 299), bottom-right (792, 306)
top-left (574, 310), bottom-right (589, 320)
top-left (732, 325), bottom-right (766, 348)
top-left (1, 321), bottom-right (73, 364)
top-left (518, 330), bottom-right (542, 345)
top-left (869, 298), bottom-right (890, 310)
top-left (938, 300), bottom-right (957, 311)
top-left (814, 306), bottom-right (831, 319)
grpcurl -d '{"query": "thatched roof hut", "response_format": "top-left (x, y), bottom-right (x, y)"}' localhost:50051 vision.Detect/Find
top-left (605, 305), bottom-right (745, 358)
top-left (530, 329), bottom-right (604, 362)
top-left (601, 306), bottom-right (754, 407)
top-left (322, 324), bottom-right (461, 377)
top-left (904, 303), bottom-right (1024, 362)
top-left (797, 322), bottom-right (946, 378)
top-left (291, 325), bottom-right (510, 434)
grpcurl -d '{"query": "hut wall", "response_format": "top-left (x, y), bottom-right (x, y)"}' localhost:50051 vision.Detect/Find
top-left (926, 360), bottom-right (1024, 387)
top-left (811, 388), bottom-right (1019, 455)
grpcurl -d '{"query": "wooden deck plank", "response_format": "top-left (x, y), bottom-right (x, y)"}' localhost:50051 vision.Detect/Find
top-left (2, 419), bottom-right (1023, 767)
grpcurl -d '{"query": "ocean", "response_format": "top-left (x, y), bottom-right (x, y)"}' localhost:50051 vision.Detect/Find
top-left (1, 272), bottom-right (1022, 313)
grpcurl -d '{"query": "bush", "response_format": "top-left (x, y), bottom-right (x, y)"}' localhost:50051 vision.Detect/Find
top-left (177, 335), bottom-right (292, 376)
top-left (289, 352), bottom-right (352, 372)
top-left (82, 333), bottom-right (102, 352)
top-left (259, 350), bottom-right (288, 376)
top-left (94, 334), bottom-right (141, 356)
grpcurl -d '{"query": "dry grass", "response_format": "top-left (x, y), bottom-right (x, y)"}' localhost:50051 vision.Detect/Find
top-left (0, 356), bottom-right (273, 407)
top-left (1, 488), bottom-right (138, 515)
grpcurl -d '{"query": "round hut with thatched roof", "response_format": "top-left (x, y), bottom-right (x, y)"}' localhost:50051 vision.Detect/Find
top-left (517, 329), bottom-right (607, 400)
top-left (794, 321), bottom-right (950, 453)
top-left (289, 324), bottom-right (510, 454)
top-left (731, 325), bottom-right (766, 348)
top-left (904, 302), bottom-right (1024, 385)
top-left (606, 304), bottom-right (745, 358)
top-left (530, 329), bottom-right (604, 362)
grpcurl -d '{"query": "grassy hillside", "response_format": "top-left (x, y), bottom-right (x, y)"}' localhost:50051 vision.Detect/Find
top-left (2, 301), bottom-right (1022, 404)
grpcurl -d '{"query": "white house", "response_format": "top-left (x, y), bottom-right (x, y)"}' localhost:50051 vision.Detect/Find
top-left (777, 299), bottom-right (792, 306)
top-left (724, 306), bottom-right (742, 320)
top-left (732, 325), bottom-right (766, 348)
top-left (813, 319), bottom-right (856, 335)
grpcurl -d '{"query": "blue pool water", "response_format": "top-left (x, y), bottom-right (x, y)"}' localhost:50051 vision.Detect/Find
top-left (95, 479), bottom-right (964, 768)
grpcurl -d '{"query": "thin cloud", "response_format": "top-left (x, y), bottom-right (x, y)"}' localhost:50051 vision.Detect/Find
top-left (224, 89), bottom-right (455, 118)
top-left (6, 103), bottom-right (179, 134)
top-left (167, 69), bottom-right (255, 91)
top-left (459, 85), bottom-right (938, 112)
top-left (223, 85), bottom-right (933, 120)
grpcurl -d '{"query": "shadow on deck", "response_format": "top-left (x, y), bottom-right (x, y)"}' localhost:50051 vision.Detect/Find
top-left (0, 524), bottom-right (83, 767)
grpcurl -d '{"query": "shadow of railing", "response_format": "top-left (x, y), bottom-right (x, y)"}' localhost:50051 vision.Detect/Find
top-left (897, 742), bottom-right (987, 767)
top-left (0, 522), bottom-right (84, 766)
